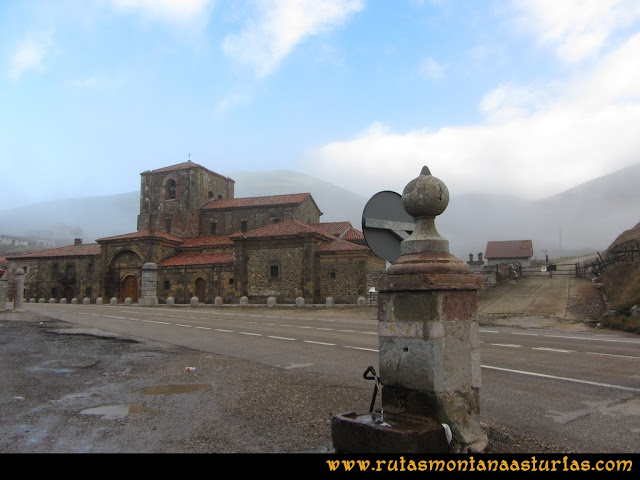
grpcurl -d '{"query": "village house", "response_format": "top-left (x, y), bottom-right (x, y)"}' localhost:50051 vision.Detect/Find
top-left (5, 161), bottom-right (385, 304)
top-left (484, 240), bottom-right (534, 267)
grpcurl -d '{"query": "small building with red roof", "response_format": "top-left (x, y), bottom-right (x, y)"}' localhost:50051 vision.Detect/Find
top-left (484, 240), bottom-right (534, 267)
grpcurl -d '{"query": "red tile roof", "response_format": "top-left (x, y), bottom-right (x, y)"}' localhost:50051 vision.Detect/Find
top-left (342, 227), bottom-right (365, 241)
top-left (310, 222), bottom-right (352, 237)
top-left (485, 240), bottom-right (533, 259)
top-left (203, 193), bottom-right (312, 210)
top-left (180, 235), bottom-right (233, 248)
top-left (6, 243), bottom-right (101, 259)
top-left (158, 253), bottom-right (233, 267)
top-left (96, 230), bottom-right (184, 243)
top-left (316, 238), bottom-right (370, 253)
top-left (142, 161), bottom-right (233, 181)
top-left (231, 219), bottom-right (335, 241)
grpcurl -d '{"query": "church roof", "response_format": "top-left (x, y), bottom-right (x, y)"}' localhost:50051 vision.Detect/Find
top-left (158, 252), bottom-right (233, 267)
top-left (230, 219), bottom-right (335, 241)
top-left (6, 243), bottom-right (101, 259)
top-left (316, 238), bottom-right (370, 253)
top-left (141, 161), bottom-right (234, 181)
top-left (342, 226), bottom-right (365, 242)
top-left (96, 230), bottom-right (184, 243)
top-left (309, 221), bottom-right (352, 237)
top-left (203, 193), bottom-right (312, 210)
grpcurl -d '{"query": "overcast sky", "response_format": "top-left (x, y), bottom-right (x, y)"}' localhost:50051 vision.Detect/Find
top-left (2, 0), bottom-right (640, 210)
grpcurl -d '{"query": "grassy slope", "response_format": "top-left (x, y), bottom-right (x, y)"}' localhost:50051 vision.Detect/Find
top-left (599, 221), bottom-right (640, 333)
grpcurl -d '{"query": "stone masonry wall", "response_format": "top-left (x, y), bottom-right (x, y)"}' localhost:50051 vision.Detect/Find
top-left (318, 256), bottom-right (366, 300)
top-left (198, 197), bottom-right (321, 236)
top-left (318, 254), bottom-right (386, 302)
top-left (157, 266), bottom-right (234, 304)
top-left (138, 166), bottom-right (234, 237)
top-left (7, 256), bottom-right (102, 302)
top-left (247, 246), bottom-right (304, 300)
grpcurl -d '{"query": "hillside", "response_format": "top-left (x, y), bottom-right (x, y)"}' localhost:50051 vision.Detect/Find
top-left (594, 221), bottom-right (640, 334)
top-left (0, 163), bottom-right (638, 263)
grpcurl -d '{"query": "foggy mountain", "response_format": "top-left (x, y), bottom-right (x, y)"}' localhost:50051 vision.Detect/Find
top-left (1, 164), bottom-right (638, 263)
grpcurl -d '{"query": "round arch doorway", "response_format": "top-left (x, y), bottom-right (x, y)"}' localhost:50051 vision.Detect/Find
top-left (121, 275), bottom-right (139, 303)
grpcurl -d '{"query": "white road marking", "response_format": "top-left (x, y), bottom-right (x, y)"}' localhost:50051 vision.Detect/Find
top-left (240, 332), bottom-right (262, 336)
top-left (587, 351), bottom-right (640, 360)
top-left (105, 315), bottom-right (124, 319)
top-left (482, 365), bottom-right (640, 392)
top-left (511, 332), bottom-right (539, 336)
top-left (544, 334), bottom-right (639, 344)
top-left (480, 329), bottom-right (500, 333)
top-left (490, 343), bottom-right (522, 348)
top-left (533, 347), bottom-right (573, 353)
top-left (304, 340), bottom-right (335, 346)
top-left (175, 324), bottom-right (192, 328)
top-left (215, 329), bottom-right (233, 333)
top-left (268, 336), bottom-right (296, 341)
top-left (346, 346), bottom-right (379, 352)
top-left (195, 326), bottom-right (211, 330)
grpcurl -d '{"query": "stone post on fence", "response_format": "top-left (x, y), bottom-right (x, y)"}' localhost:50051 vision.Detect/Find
top-left (331, 166), bottom-right (487, 453)
top-left (0, 277), bottom-right (7, 311)
top-left (14, 268), bottom-right (25, 312)
top-left (140, 263), bottom-right (158, 306)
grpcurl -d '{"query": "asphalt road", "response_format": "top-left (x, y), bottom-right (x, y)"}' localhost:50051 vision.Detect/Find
top-left (7, 298), bottom-right (639, 453)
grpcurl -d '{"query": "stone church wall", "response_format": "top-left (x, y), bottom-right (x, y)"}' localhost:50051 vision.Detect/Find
top-left (317, 254), bottom-right (385, 302)
top-left (157, 266), bottom-right (234, 304)
top-left (7, 256), bottom-right (102, 303)
top-left (246, 246), bottom-right (304, 301)
top-left (199, 196), bottom-right (321, 235)
top-left (138, 166), bottom-right (234, 236)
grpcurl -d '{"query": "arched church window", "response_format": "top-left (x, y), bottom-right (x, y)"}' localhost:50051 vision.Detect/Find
top-left (166, 179), bottom-right (177, 200)
top-left (208, 191), bottom-right (214, 199)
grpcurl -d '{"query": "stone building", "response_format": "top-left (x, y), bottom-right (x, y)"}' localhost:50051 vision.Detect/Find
top-left (6, 161), bottom-right (385, 304)
top-left (5, 240), bottom-right (101, 303)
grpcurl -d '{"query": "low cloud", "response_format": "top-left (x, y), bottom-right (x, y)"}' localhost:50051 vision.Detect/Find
top-left (222, 0), bottom-right (363, 77)
top-left (305, 31), bottom-right (640, 201)
top-left (512, 0), bottom-right (640, 63)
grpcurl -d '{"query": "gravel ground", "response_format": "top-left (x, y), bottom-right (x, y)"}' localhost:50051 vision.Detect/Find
top-left (0, 307), bottom-right (590, 455)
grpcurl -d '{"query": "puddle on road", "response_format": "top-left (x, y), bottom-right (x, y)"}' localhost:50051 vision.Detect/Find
top-left (80, 404), bottom-right (160, 419)
top-left (139, 384), bottom-right (210, 395)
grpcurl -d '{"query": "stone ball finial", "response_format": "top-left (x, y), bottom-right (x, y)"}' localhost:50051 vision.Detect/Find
top-left (398, 166), bottom-right (450, 256)
top-left (402, 166), bottom-right (449, 219)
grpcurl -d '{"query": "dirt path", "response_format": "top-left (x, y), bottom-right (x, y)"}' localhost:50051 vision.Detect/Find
top-left (477, 262), bottom-right (604, 332)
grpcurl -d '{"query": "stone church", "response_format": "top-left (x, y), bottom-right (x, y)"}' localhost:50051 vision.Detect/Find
top-left (6, 161), bottom-right (385, 304)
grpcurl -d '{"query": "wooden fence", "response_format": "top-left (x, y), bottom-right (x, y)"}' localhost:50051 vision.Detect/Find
top-left (518, 243), bottom-right (640, 278)
top-left (575, 243), bottom-right (640, 276)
